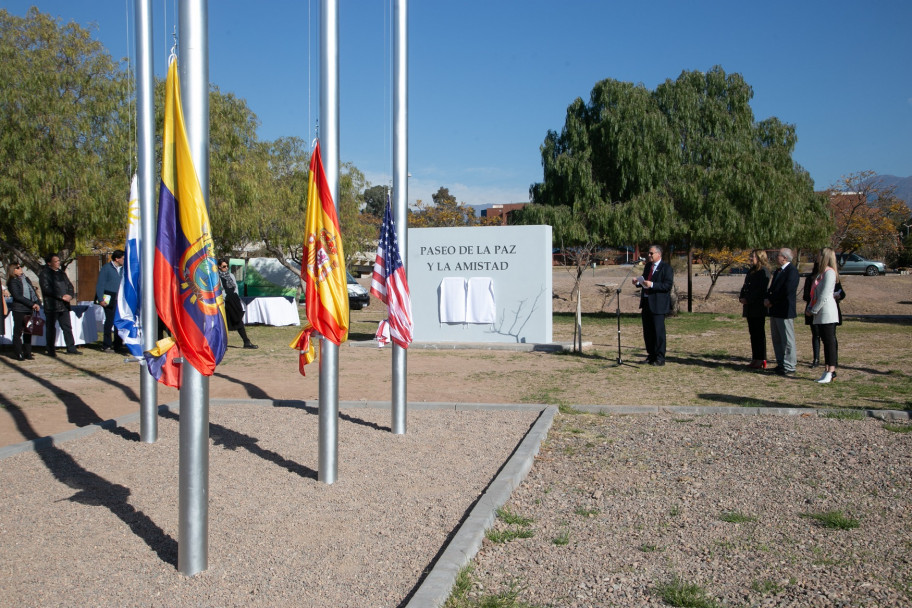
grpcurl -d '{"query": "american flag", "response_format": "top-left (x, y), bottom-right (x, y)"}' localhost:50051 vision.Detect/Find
top-left (370, 196), bottom-right (413, 348)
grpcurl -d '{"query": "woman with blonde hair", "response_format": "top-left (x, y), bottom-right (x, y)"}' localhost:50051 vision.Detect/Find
top-left (739, 249), bottom-right (771, 369)
top-left (805, 247), bottom-right (840, 383)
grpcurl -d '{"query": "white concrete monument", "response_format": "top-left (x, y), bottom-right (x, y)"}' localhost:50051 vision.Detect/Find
top-left (407, 225), bottom-right (552, 344)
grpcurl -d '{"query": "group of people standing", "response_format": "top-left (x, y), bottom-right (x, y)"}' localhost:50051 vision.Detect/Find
top-left (740, 247), bottom-right (843, 383)
top-left (3, 254), bottom-right (82, 360)
top-left (5, 252), bottom-right (259, 362)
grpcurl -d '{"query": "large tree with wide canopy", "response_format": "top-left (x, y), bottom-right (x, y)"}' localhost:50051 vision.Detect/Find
top-left (518, 67), bottom-right (831, 306)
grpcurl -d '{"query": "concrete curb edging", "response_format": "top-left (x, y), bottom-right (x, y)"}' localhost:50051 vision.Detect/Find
top-left (3, 401), bottom-right (909, 461)
top-left (404, 404), bottom-right (558, 608)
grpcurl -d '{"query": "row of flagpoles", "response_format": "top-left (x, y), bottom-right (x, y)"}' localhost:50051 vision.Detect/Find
top-left (122, 0), bottom-right (411, 576)
top-left (115, 38), bottom-right (413, 390)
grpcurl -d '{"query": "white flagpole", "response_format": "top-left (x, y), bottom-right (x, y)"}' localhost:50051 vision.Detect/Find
top-left (134, 0), bottom-right (158, 443)
top-left (391, 0), bottom-right (408, 434)
top-left (318, 0), bottom-right (341, 484)
top-left (178, 0), bottom-right (210, 576)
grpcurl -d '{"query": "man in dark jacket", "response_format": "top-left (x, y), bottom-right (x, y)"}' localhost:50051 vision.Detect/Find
top-left (95, 250), bottom-right (125, 353)
top-left (7, 263), bottom-right (41, 361)
top-left (38, 254), bottom-right (81, 356)
top-left (632, 244), bottom-right (674, 366)
top-left (764, 247), bottom-right (799, 375)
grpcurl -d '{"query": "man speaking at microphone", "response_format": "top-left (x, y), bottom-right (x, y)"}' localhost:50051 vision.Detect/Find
top-left (632, 245), bottom-right (674, 366)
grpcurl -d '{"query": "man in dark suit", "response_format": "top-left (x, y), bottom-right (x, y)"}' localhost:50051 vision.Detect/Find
top-left (95, 249), bottom-right (125, 353)
top-left (764, 247), bottom-right (799, 375)
top-left (632, 244), bottom-right (674, 365)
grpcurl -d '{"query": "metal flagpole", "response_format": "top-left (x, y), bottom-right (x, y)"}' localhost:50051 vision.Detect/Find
top-left (134, 0), bottom-right (158, 444)
top-left (178, 0), bottom-right (210, 576)
top-left (318, 0), bottom-right (340, 484)
top-left (391, 0), bottom-right (408, 435)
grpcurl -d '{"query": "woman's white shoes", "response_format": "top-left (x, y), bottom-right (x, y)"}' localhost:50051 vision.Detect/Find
top-left (817, 372), bottom-right (833, 384)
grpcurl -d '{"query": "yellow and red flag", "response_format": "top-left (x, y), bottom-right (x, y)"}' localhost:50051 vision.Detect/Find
top-left (302, 141), bottom-right (349, 345)
top-left (289, 323), bottom-right (317, 376)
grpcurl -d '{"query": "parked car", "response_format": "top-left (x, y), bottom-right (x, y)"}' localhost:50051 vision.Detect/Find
top-left (835, 253), bottom-right (886, 276)
top-left (347, 271), bottom-right (370, 310)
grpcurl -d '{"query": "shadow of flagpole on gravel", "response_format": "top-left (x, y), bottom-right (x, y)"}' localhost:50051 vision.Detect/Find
top-left (213, 371), bottom-right (274, 400)
top-left (0, 358), bottom-right (139, 442)
top-left (273, 399), bottom-right (392, 432)
top-left (160, 409), bottom-right (318, 480)
top-left (0, 392), bottom-right (178, 567)
top-left (53, 356), bottom-right (140, 402)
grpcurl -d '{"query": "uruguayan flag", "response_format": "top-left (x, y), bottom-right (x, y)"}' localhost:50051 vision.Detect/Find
top-left (114, 175), bottom-right (143, 358)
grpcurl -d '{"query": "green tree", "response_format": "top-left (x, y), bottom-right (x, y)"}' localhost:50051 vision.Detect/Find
top-left (208, 86), bottom-right (272, 254)
top-left (362, 184), bottom-right (389, 217)
top-left (151, 79), bottom-right (294, 267)
top-left (256, 136), bottom-right (310, 272)
top-left (520, 66), bottom-right (830, 308)
top-left (338, 162), bottom-right (377, 268)
top-left (0, 8), bottom-right (132, 271)
top-left (409, 187), bottom-right (497, 228)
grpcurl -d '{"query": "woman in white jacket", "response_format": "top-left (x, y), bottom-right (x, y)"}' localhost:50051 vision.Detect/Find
top-left (805, 247), bottom-right (840, 384)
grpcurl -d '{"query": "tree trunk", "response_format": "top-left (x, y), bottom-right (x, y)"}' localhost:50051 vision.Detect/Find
top-left (704, 275), bottom-right (719, 300)
top-left (687, 245), bottom-right (693, 312)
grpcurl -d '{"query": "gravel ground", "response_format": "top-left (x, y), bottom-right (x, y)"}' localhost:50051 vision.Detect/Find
top-left (470, 412), bottom-right (912, 608)
top-left (0, 403), bottom-right (540, 608)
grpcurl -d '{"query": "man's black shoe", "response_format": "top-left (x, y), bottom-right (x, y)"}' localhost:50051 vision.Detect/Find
top-left (243, 343), bottom-right (259, 349)
top-left (775, 367), bottom-right (794, 376)
top-left (65, 349), bottom-right (83, 356)
top-left (46, 350), bottom-right (57, 358)
top-left (649, 360), bottom-right (666, 366)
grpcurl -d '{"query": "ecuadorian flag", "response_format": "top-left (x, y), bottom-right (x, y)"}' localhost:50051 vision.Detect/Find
top-left (302, 141), bottom-right (349, 345)
top-left (147, 57), bottom-right (227, 385)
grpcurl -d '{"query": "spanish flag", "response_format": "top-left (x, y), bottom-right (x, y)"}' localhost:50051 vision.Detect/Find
top-left (147, 57), bottom-right (227, 386)
top-left (302, 141), bottom-right (349, 345)
top-left (288, 323), bottom-right (317, 376)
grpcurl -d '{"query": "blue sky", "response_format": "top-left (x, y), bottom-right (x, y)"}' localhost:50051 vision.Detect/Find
top-left (5, 0), bottom-right (911, 207)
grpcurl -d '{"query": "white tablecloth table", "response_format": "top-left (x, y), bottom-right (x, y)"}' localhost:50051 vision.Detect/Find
top-left (78, 300), bottom-right (107, 325)
top-left (2, 305), bottom-right (100, 347)
top-left (242, 297), bottom-right (300, 326)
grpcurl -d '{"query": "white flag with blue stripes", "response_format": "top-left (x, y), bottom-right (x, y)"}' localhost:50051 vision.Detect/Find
top-left (114, 175), bottom-right (143, 358)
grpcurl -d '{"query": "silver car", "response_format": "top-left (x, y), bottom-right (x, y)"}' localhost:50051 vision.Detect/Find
top-left (836, 253), bottom-right (886, 276)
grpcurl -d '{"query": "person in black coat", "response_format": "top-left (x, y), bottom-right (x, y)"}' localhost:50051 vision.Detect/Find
top-left (38, 253), bottom-right (80, 356)
top-left (217, 258), bottom-right (257, 349)
top-left (764, 247), bottom-right (800, 375)
top-left (7, 263), bottom-right (41, 361)
top-left (739, 249), bottom-right (771, 369)
top-left (632, 244), bottom-right (674, 365)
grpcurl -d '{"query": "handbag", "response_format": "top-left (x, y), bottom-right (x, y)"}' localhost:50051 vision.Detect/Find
top-left (23, 314), bottom-right (46, 336)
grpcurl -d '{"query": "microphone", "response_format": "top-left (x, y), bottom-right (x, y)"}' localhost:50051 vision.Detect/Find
top-left (638, 257), bottom-right (646, 262)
